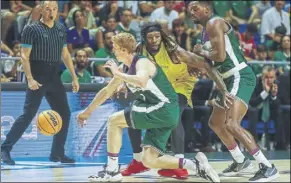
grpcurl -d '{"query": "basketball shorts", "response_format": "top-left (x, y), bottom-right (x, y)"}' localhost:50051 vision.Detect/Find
top-left (124, 99), bottom-right (179, 154)
top-left (215, 66), bottom-right (256, 108)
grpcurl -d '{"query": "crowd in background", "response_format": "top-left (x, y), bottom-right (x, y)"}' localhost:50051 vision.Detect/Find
top-left (1, 0), bottom-right (290, 152)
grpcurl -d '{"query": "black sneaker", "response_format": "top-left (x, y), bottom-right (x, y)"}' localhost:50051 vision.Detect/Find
top-left (88, 164), bottom-right (123, 182)
top-left (249, 163), bottom-right (279, 182)
top-left (222, 157), bottom-right (253, 176)
top-left (193, 152), bottom-right (220, 182)
top-left (1, 150), bottom-right (15, 165)
top-left (49, 155), bottom-right (75, 163)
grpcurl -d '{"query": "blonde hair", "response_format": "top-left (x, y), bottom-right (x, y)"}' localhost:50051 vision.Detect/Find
top-left (112, 32), bottom-right (136, 53)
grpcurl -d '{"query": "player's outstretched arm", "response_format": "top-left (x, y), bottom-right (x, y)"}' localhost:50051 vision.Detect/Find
top-left (77, 76), bottom-right (123, 127)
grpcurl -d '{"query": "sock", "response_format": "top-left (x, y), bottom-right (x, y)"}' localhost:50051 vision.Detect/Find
top-left (179, 158), bottom-right (196, 171)
top-left (228, 143), bottom-right (245, 163)
top-left (133, 152), bottom-right (142, 162)
top-left (250, 146), bottom-right (272, 168)
top-left (175, 154), bottom-right (184, 158)
top-left (107, 152), bottom-right (119, 171)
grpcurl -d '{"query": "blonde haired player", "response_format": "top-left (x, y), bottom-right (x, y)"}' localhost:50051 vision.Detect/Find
top-left (77, 32), bottom-right (220, 182)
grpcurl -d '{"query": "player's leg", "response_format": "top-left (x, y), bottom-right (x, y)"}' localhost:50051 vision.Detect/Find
top-left (141, 128), bottom-right (220, 182)
top-left (226, 99), bottom-right (279, 182)
top-left (121, 128), bottom-right (149, 176)
top-left (208, 103), bottom-right (253, 176)
top-left (89, 110), bottom-right (129, 182)
top-left (1, 87), bottom-right (45, 165)
top-left (45, 79), bottom-right (72, 162)
top-left (158, 94), bottom-right (188, 178)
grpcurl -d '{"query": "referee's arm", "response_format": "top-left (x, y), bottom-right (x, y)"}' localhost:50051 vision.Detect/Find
top-left (62, 45), bottom-right (79, 92)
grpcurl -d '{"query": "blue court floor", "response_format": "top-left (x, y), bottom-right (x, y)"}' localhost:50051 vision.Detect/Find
top-left (1, 151), bottom-right (290, 182)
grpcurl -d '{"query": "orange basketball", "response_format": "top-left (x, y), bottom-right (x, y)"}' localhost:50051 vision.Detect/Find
top-left (37, 110), bottom-right (62, 136)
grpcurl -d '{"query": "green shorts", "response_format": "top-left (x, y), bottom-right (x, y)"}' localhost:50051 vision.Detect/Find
top-left (124, 100), bottom-right (179, 154)
top-left (215, 66), bottom-right (256, 108)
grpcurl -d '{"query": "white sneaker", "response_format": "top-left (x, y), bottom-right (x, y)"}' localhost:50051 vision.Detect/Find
top-left (194, 152), bottom-right (220, 182)
top-left (88, 164), bottom-right (123, 182)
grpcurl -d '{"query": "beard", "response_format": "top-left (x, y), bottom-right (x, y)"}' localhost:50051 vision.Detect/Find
top-left (76, 62), bottom-right (88, 69)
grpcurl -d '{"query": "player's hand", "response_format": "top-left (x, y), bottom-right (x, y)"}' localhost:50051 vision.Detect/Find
top-left (104, 59), bottom-right (119, 75)
top-left (72, 78), bottom-right (79, 93)
top-left (187, 67), bottom-right (201, 77)
top-left (193, 44), bottom-right (203, 55)
top-left (28, 78), bottom-right (42, 90)
top-left (77, 111), bottom-right (90, 128)
top-left (222, 91), bottom-right (234, 110)
top-left (115, 82), bottom-right (128, 99)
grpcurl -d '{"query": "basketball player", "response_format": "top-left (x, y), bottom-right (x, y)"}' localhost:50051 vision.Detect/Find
top-left (1, 1), bottom-right (79, 165)
top-left (178, 1), bottom-right (278, 182)
top-left (120, 22), bottom-right (233, 179)
top-left (77, 32), bottom-right (220, 182)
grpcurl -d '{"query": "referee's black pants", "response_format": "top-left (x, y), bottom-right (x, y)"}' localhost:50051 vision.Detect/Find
top-left (127, 94), bottom-right (187, 154)
top-left (1, 76), bottom-right (71, 158)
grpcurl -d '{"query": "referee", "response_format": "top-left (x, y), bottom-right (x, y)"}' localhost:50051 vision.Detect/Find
top-left (1, 1), bottom-right (79, 165)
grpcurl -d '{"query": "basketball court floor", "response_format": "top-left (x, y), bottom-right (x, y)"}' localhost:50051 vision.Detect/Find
top-left (1, 151), bottom-right (290, 182)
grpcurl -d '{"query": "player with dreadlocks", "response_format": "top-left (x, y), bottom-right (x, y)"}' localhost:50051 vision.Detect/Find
top-left (120, 22), bottom-right (233, 179)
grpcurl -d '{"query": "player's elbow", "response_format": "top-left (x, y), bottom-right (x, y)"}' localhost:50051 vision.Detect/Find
top-left (214, 52), bottom-right (226, 62)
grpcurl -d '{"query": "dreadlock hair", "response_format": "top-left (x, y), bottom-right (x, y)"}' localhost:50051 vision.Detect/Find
top-left (137, 21), bottom-right (178, 55)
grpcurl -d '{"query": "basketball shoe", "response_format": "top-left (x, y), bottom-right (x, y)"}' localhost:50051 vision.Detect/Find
top-left (121, 159), bottom-right (150, 176)
top-left (194, 152), bottom-right (220, 182)
top-left (157, 168), bottom-right (188, 179)
top-left (248, 163), bottom-right (279, 182)
top-left (88, 164), bottom-right (123, 182)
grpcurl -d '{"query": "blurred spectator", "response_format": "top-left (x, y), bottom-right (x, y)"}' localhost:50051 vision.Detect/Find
top-left (278, 70), bottom-right (290, 148)
top-left (212, 1), bottom-right (231, 18)
top-left (1, 0), bottom-right (35, 44)
top-left (240, 23), bottom-right (258, 59)
top-left (251, 44), bottom-right (269, 77)
top-left (1, 41), bottom-right (13, 56)
top-left (171, 18), bottom-right (191, 51)
top-left (67, 10), bottom-right (89, 54)
top-left (249, 66), bottom-right (285, 150)
top-left (227, 1), bottom-right (258, 24)
top-left (98, 1), bottom-right (122, 28)
top-left (94, 30), bottom-right (116, 77)
top-left (266, 23), bottom-right (287, 59)
top-left (149, 1), bottom-right (179, 31)
top-left (2, 40), bottom-right (25, 82)
top-left (117, 1), bottom-right (139, 16)
top-left (57, 0), bottom-right (69, 24)
top-left (191, 78), bottom-right (218, 152)
top-left (139, 1), bottom-right (157, 20)
top-left (273, 35), bottom-right (290, 75)
top-left (116, 8), bottom-right (137, 39)
top-left (61, 49), bottom-right (92, 83)
top-left (172, 1), bottom-right (185, 14)
top-left (253, 0), bottom-right (272, 24)
top-left (261, 0), bottom-right (290, 51)
top-left (66, 0), bottom-right (97, 39)
top-left (96, 16), bottom-right (118, 49)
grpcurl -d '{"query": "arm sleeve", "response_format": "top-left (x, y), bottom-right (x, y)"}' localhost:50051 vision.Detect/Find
top-left (21, 25), bottom-right (34, 48)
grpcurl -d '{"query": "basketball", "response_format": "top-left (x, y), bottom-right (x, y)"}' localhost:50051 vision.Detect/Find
top-left (37, 110), bottom-right (62, 136)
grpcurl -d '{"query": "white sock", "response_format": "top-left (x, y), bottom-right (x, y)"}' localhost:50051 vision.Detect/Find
top-left (107, 156), bottom-right (118, 171)
top-left (229, 145), bottom-right (245, 163)
top-left (175, 154), bottom-right (184, 158)
top-left (253, 150), bottom-right (272, 168)
top-left (133, 152), bottom-right (142, 162)
top-left (181, 159), bottom-right (196, 171)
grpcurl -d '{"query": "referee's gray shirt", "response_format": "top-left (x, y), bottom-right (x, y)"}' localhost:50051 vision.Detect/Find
top-left (21, 21), bottom-right (67, 64)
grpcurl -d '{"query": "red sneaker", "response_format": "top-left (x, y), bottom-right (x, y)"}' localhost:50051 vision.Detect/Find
top-left (121, 159), bottom-right (150, 176)
top-left (157, 169), bottom-right (189, 179)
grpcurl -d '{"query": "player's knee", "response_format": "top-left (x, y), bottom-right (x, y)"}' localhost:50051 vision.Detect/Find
top-left (225, 121), bottom-right (239, 134)
top-left (108, 113), bottom-right (118, 126)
